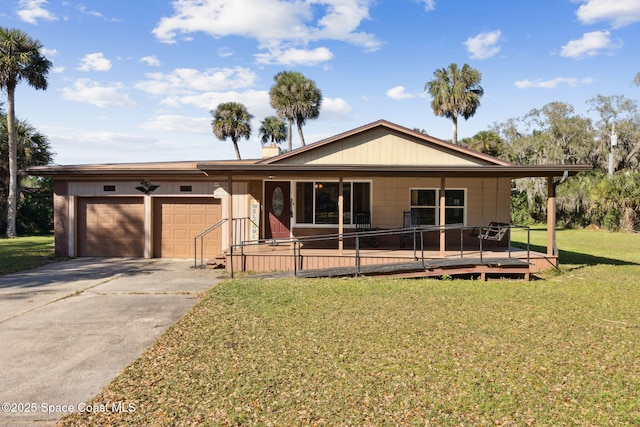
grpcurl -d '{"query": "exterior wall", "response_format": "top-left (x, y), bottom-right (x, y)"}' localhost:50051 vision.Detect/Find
top-left (284, 176), bottom-right (511, 249)
top-left (54, 178), bottom-right (249, 258)
top-left (370, 176), bottom-right (510, 229)
top-left (276, 128), bottom-right (488, 166)
top-left (53, 175), bottom-right (512, 257)
top-left (67, 180), bottom-right (223, 196)
top-left (224, 181), bottom-right (250, 247)
top-left (248, 180), bottom-right (262, 240)
top-left (53, 181), bottom-right (69, 257)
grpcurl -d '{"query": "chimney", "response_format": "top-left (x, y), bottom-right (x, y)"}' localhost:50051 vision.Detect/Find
top-left (262, 144), bottom-right (281, 159)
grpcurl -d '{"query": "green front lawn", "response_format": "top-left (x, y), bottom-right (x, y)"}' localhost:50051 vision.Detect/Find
top-left (0, 235), bottom-right (57, 275)
top-left (60, 228), bottom-right (640, 426)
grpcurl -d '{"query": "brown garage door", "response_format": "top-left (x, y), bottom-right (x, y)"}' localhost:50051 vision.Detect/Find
top-left (77, 197), bottom-right (145, 257)
top-left (153, 198), bottom-right (222, 258)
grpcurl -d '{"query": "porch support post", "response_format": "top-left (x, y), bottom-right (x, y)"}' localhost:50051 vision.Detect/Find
top-left (227, 175), bottom-right (233, 249)
top-left (338, 175), bottom-right (344, 254)
top-left (439, 177), bottom-right (446, 256)
top-left (547, 176), bottom-right (556, 257)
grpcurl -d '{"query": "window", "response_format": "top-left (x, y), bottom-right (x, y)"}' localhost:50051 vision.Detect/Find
top-left (444, 189), bottom-right (465, 224)
top-left (295, 181), bottom-right (371, 225)
top-left (103, 185), bottom-right (116, 192)
top-left (410, 188), bottom-right (466, 225)
top-left (180, 185), bottom-right (193, 192)
top-left (410, 189), bottom-right (437, 225)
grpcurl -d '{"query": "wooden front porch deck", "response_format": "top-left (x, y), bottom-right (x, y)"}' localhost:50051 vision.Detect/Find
top-left (227, 244), bottom-right (556, 282)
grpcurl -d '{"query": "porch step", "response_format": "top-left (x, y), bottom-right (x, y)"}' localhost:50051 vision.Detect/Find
top-left (205, 253), bottom-right (227, 269)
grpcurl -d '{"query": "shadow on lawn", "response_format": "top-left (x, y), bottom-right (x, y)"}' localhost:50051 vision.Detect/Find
top-left (513, 242), bottom-right (639, 267)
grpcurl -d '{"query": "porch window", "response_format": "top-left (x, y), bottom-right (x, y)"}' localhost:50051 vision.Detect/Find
top-left (295, 181), bottom-right (371, 225)
top-left (410, 188), bottom-right (466, 225)
top-left (444, 189), bottom-right (465, 224)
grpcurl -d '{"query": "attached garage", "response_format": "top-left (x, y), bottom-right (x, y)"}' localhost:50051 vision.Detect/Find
top-left (77, 197), bottom-right (145, 257)
top-left (153, 197), bottom-right (222, 258)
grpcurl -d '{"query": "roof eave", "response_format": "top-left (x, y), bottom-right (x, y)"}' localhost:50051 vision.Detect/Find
top-left (195, 163), bottom-right (592, 178)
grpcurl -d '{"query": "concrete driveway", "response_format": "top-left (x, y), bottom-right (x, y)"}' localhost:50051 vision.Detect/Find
top-left (0, 258), bottom-right (223, 426)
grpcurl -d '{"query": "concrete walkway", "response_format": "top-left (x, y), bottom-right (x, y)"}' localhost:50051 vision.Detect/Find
top-left (0, 258), bottom-right (223, 426)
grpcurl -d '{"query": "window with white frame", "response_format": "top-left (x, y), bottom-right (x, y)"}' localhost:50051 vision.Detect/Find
top-left (410, 188), bottom-right (466, 225)
top-left (295, 181), bottom-right (371, 225)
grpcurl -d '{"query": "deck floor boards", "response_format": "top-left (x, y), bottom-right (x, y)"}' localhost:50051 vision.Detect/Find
top-left (247, 256), bottom-right (531, 280)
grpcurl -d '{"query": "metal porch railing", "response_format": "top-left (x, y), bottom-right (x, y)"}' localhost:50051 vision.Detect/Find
top-left (228, 224), bottom-right (531, 278)
top-left (194, 218), bottom-right (227, 268)
top-left (193, 217), bottom-right (260, 268)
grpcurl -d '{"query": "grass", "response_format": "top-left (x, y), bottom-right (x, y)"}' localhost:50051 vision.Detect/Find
top-left (0, 235), bottom-right (58, 275)
top-left (60, 228), bottom-right (640, 426)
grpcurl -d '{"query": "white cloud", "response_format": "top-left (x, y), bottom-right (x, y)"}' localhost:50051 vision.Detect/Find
top-left (54, 135), bottom-right (159, 164)
top-left (41, 48), bottom-right (58, 57)
top-left (386, 86), bottom-right (416, 100)
top-left (77, 53), bottom-right (112, 72)
top-left (16, 0), bottom-right (57, 24)
top-left (140, 56), bottom-right (161, 67)
top-left (255, 46), bottom-right (333, 66)
top-left (76, 4), bottom-right (103, 18)
top-left (218, 47), bottom-right (234, 57)
top-left (311, 1), bottom-right (380, 51)
top-left (560, 31), bottom-right (619, 58)
top-left (139, 115), bottom-right (211, 133)
top-left (514, 77), bottom-right (594, 89)
top-left (152, 0), bottom-right (381, 54)
top-left (320, 97), bottom-right (352, 119)
top-left (162, 89), bottom-right (272, 118)
top-left (135, 67), bottom-right (257, 95)
top-left (61, 79), bottom-right (136, 107)
top-left (417, 0), bottom-right (436, 12)
top-left (576, 0), bottom-right (640, 28)
top-left (464, 30), bottom-right (502, 60)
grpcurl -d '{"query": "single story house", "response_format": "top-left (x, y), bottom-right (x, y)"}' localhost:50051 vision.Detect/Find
top-left (28, 120), bottom-right (590, 278)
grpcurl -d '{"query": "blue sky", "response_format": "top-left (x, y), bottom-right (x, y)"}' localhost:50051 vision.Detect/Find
top-left (2, 0), bottom-right (639, 164)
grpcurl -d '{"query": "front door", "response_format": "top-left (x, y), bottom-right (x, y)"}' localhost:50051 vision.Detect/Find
top-left (265, 181), bottom-right (291, 239)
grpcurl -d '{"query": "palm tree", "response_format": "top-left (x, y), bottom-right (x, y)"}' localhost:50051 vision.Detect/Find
top-left (425, 63), bottom-right (483, 145)
top-left (258, 116), bottom-right (287, 145)
top-left (210, 102), bottom-right (253, 160)
top-left (1, 114), bottom-right (53, 233)
top-left (269, 71), bottom-right (322, 150)
top-left (0, 27), bottom-right (51, 238)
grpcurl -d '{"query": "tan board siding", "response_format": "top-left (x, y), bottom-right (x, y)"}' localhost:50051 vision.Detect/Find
top-left (278, 128), bottom-right (487, 166)
top-left (77, 197), bottom-right (145, 257)
top-left (371, 177), bottom-right (511, 229)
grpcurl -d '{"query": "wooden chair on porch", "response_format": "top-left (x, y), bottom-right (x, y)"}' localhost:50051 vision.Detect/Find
top-left (355, 211), bottom-right (379, 247)
top-left (476, 222), bottom-right (510, 241)
top-left (400, 210), bottom-right (420, 248)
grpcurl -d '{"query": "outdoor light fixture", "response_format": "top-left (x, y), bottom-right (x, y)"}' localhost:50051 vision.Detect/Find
top-left (135, 180), bottom-right (160, 195)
